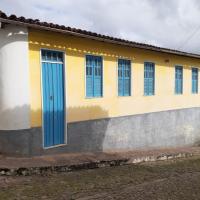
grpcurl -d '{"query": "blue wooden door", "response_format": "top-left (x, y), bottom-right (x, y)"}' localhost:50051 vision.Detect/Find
top-left (41, 50), bottom-right (65, 147)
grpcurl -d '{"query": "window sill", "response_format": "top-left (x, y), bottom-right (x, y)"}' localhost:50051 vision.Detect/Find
top-left (85, 96), bottom-right (103, 99)
top-left (143, 94), bottom-right (155, 96)
top-left (117, 95), bottom-right (132, 98)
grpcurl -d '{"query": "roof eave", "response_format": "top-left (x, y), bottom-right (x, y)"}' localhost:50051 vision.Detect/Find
top-left (1, 17), bottom-right (200, 60)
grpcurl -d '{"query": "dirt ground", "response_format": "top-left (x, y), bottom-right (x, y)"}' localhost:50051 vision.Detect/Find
top-left (1, 156), bottom-right (200, 200)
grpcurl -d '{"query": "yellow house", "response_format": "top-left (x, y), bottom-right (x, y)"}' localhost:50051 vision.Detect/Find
top-left (0, 10), bottom-right (200, 156)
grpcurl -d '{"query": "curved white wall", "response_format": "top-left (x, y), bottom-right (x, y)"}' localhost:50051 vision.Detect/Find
top-left (0, 24), bottom-right (30, 130)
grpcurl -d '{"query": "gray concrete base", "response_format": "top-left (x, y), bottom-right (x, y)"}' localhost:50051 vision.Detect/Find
top-left (1, 107), bottom-right (200, 156)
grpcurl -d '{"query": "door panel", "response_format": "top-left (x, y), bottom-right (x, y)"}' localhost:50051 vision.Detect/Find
top-left (42, 50), bottom-right (65, 148)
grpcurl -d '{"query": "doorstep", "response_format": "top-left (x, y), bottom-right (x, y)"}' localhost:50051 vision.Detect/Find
top-left (0, 147), bottom-right (200, 176)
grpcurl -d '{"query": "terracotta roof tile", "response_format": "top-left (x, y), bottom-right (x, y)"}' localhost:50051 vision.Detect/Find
top-left (0, 10), bottom-right (200, 59)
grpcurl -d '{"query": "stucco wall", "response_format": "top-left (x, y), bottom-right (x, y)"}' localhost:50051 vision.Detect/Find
top-left (29, 29), bottom-right (200, 127)
top-left (1, 107), bottom-right (200, 156)
top-left (0, 24), bottom-right (30, 130)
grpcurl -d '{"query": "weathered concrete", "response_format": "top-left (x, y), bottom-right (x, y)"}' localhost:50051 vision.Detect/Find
top-left (0, 128), bottom-right (42, 156)
top-left (1, 107), bottom-right (200, 156)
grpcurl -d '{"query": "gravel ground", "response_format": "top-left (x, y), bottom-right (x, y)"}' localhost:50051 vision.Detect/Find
top-left (1, 156), bottom-right (200, 200)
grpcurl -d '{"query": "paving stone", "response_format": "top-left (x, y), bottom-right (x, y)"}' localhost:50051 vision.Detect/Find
top-left (0, 147), bottom-right (200, 176)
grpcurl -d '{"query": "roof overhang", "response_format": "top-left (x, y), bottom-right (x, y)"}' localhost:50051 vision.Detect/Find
top-left (1, 15), bottom-right (200, 60)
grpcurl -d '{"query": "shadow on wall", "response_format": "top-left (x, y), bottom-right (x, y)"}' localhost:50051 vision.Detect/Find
top-left (0, 104), bottom-right (110, 155)
top-left (0, 105), bottom-right (32, 155)
top-left (194, 140), bottom-right (200, 147)
top-left (68, 105), bottom-right (109, 121)
top-left (2, 105), bottom-right (200, 156)
top-left (67, 106), bottom-right (109, 152)
top-left (0, 105), bottom-right (31, 130)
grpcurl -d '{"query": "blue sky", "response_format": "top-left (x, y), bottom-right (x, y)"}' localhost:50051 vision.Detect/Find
top-left (1, 0), bottom-right (200, 53)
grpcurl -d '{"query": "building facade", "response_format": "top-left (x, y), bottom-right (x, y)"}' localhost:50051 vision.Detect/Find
top-left (0, 11), bottom-right (200, 156)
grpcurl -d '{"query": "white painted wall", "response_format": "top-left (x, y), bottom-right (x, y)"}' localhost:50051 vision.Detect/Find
top-left (0, 24), bottom-right (30, 130)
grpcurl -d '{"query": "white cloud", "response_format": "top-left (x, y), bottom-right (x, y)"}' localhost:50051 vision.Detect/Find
top-left (1, 0), bottom-right (200, 53)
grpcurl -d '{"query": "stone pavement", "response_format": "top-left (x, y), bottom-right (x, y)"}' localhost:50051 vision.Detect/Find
top-left (0, 147), bottom-right (200, 176)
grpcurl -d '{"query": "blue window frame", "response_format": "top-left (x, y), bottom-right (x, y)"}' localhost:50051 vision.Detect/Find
top-left (192, 68), bottom-right (198, 94)
top-left (175, 66), bottom-right (183, 94)
top-left (86, 55), bottom-right (103, 97)
top-left (42, 50), bottom-right (63, 62)
top-left (144, 62), bottom-right (155, 96)
top-left (118, 59), bottom-right (131, 96)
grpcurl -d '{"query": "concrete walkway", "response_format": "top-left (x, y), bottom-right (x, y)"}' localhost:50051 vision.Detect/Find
top-left (1, 147), bottom-right (200, 176)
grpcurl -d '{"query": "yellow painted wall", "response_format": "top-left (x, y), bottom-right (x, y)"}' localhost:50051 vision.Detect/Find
top-left (29, 28), bottom-right (200, 127)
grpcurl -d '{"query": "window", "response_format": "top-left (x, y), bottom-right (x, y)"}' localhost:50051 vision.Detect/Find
top-left (175, 66), bottom-right (183, 94)
top-left (118, 59), bottom-right (131, 96)
top-left (86, 55), bottom-right (103, 97)
top-left (192, 68), bottom-right (198, 94)
top-left (144, 62), bottom-right (155, 96)
top-left (42, 50), bottom-right (63, 62)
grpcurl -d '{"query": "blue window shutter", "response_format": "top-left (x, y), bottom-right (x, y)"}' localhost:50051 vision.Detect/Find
top-left (175, 68), bottom-right (177, 93)
top-left (86, 55), bottom-right (93, 97)
top-left (86, 55), bottom-right (102, 97)
top-left (150, 64), bottom-right (155, 95)
top-left (175, 66), bottom-right (183, 94)
top-left (144, 64), bottom-right (148, 95)
top-left (180, 70), bottom-right (183, 93)
top-left (144, 62), bottom-right (155, 95)
top-left (93, 57), bottom-right (103, 97)
top-left (124, 60), bottom-right (131, 96)
top-left (192, 68), bottom-right (198, 93)
top-left (118, 59), bottom-right (131, 96)
top-left (118, 60), bottom-right (124, 96)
